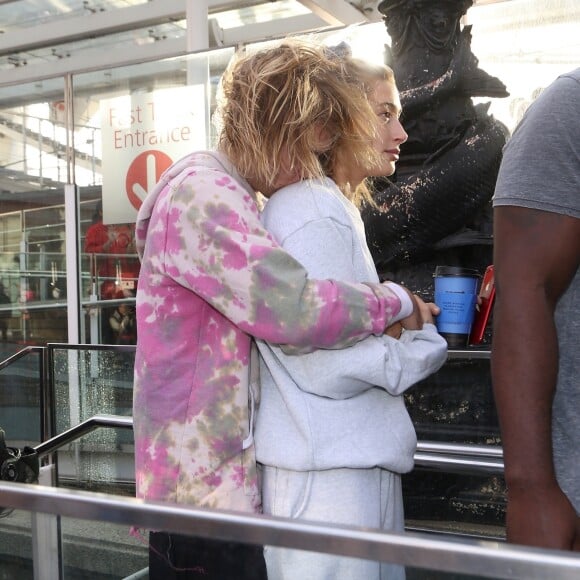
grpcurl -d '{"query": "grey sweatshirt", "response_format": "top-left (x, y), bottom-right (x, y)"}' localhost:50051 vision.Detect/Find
top-left (255, 178), bottom-right (448, 474)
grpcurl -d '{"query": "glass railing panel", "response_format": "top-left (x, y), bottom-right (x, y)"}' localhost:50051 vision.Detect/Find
top-left (0, 509), bottom-right (33, 579)
top-left (0, 347), bottom-right (42, 446)
top-left (51, 346), bottom-right (135, 491)
top-left (0, 508), bottom-right (147, 580)
top-left (53, 428), bottom-right (135, 497)
top-left (60, 517), bottom-right (147, 580)
top-left (52, 346), bottom-right (135, 422)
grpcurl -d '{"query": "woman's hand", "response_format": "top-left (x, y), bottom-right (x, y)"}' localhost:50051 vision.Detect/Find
top-left (390, 285), bottom-right (441, 334)
top-left (384, 321), bottom-right (403, 339)
top-left (418, 299), bottom-right (440, 325)
top-left (400, 294), bottom-right (439, 329)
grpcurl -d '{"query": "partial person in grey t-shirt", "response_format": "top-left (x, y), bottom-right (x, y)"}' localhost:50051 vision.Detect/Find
top-left (492, 67), bottom-right (580, 551)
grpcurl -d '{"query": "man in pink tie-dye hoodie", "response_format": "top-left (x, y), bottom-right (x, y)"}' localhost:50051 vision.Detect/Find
top-left (134, 39), bottom-right (419, 579)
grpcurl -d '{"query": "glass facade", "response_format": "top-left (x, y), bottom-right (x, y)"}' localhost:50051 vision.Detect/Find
top-left (0, 0), bottom-right (578, 347)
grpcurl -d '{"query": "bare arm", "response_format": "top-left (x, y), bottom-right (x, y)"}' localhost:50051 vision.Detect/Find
top-left (492, 205), bottom-right (580, 550)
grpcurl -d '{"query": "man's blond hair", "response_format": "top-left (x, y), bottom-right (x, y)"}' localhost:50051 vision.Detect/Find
top-left (217, 38), bottom-right (379, 195)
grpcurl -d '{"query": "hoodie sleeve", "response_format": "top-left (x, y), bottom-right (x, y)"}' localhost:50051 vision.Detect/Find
top-left (137, 162), bottom-right (406, 351)
top-left (255, 178), bottom-right (447, 398)
top-left (256, 211), bottom-right (448, 398)
top-left (260, 323), bottom-right (447, 399)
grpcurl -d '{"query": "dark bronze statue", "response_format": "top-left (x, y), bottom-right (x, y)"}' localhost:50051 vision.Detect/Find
top-left (363, 0), bottom-right (509, 299)
top-left (368, 2), bottom-right (510, 526)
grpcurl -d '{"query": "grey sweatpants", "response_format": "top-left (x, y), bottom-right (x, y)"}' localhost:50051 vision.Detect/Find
top-left (262, 465), bottom-right (406, 580)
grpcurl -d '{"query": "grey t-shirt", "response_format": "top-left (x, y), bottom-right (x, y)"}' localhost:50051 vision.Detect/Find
top-left (493, 68), bottom-right (580, 512)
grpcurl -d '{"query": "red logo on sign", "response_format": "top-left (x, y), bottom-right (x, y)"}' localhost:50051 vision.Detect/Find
top-left (126, 150), bottom-right (173, 210)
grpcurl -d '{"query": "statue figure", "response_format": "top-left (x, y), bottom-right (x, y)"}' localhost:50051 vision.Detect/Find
top-left (363, 0), bottom-right (510, 300)
top-left (367, 2), bottom-right (511, 526)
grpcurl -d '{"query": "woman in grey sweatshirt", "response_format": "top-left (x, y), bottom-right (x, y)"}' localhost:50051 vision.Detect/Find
top-left (255, 54), bottom-right (448, 580)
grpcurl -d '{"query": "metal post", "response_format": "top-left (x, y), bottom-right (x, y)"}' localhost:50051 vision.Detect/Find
top-left (185, 0), bottom-right (211, 146)
top-left (31, 465), bottom-right (61, 580)
top-left (186, 0), bottom-right (209, 52)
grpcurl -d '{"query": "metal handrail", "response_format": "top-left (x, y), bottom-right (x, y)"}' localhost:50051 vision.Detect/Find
top-left (414, 451), bottom-right (503, 474)
top-left (448, 348), bottom-right (491, 359)
top-left (415, 440), bottom-right (504, 474)
top-left (34, 414), bottom-right (133, 457)
top-left (417, 441), bottom-right (502, 457)
top-left (47, 342), bottom-right (136, 352)
top-left (0, 481), bottom-right (578, 579)
top-left (31, 413), bottom-right (504, 473)
top-left (0, 344), bottom-right (48, 444)
top-left (0, 345), bottom-right (44, 371)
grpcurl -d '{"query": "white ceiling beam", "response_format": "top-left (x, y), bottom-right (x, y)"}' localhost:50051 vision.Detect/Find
top-left (297, 0), bottom-right (370, 26)
top-left (0, 13), bottom-right (332, 89)
top-left (207, 0), bottom-right (268, 9)
top-left (0, 0), bottom-right (187, 57)
top-left (0, 38), bottom-right (189, 88)
top-left (0, 0), bottom-right (344, 59)
top-left (221, 14), bottom-right (329, 45)
top-left (187, 0), bottom-right (209, 51)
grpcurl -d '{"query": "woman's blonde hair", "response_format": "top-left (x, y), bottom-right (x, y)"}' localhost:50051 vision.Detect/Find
top-left (322, 56), bottom-right (397, 208)
top-left (217, 38), bottom-right (381, 195)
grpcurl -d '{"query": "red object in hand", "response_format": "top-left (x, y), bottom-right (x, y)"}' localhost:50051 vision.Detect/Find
top-left (469, 265), bottom-right (495, 345)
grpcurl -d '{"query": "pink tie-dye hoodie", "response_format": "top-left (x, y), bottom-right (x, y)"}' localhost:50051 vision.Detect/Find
top-left (133, 151), bottom-right (405, 513)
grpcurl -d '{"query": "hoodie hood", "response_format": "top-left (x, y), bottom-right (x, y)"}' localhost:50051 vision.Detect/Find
top-left (135, 150), bottom-right (254, 260)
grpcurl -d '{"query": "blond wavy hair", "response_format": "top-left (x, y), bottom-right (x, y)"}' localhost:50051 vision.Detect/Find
top-left (217, 38), bottom-right (381, 195)
top-left (323, 56), bottom-right (397, 208)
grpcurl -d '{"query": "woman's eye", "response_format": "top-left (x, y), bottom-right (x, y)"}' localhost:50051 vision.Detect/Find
top-left (379, 111), bottom-right (392, 123)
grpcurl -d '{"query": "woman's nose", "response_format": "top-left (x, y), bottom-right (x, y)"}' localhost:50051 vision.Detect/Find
top-left (395, 119), bottom-right (408, 144)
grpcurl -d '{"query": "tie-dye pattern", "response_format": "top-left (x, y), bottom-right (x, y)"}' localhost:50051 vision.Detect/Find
top-left (133, 151), bottom-right (403, 512)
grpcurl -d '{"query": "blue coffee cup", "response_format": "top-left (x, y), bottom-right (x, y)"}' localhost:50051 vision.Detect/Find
top-left (434, 266), bottom-right (480, 348)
